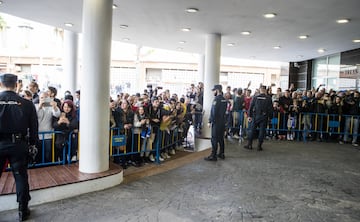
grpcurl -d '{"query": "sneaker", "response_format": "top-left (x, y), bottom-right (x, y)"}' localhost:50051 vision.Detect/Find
top-left (352, 142), bottom-right (359, 147)
top-left (169, 149), bottom-right (176, 155)
top-left (339, 141), bottom-right (344, 145)
top-left (164, 152), bottom-right (171, 159)
top-left (149, 154), bottom-right (155, 162)
top-left (233, 134), bottom-right (240, 139)
top-left (161, 153), bottom-right (167, 159)
top-left (71, 155), bottom-right (77, 162)
top-left (158, 156), bottom-right (164, 162)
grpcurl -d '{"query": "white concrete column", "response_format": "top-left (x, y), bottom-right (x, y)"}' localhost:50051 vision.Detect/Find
top-left (79, 0), bottom-right (113, 173)
top-left (202, 34), bottom-right (221, 138)
top-left (198, 54), bottom-right (205, 83)
top-left (63, 30), bottom-right (78, 95)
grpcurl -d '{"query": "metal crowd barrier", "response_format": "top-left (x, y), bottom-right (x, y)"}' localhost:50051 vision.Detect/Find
top-left (228, 110), bottom-right (360, 143)
top-left (109, 126), bottom-right (187, 164)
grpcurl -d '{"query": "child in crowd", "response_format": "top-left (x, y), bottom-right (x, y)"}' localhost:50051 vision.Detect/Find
top-left (287, 99), bottom-right (300, 140)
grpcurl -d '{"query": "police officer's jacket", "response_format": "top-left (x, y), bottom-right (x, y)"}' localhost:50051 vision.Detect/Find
top-left (248, 93), bottom-right (273, 119)
top-left (0, 90), bottom-right (39, 145)
top-left (209, 94), bottom-right (227, 125)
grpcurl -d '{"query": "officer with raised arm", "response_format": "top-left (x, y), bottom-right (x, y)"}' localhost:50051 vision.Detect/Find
top-left (244, 86), bottom-right (273, 151)
top-left (0, 73), bottom-right (38, 221)
top-left (205, 84), bottom-right (227, 161)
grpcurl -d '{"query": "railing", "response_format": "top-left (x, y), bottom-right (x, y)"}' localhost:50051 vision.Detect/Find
top-left (4, 111), bottom-right (358, 171)
top-left (228, 110), bottom-right (360, 143)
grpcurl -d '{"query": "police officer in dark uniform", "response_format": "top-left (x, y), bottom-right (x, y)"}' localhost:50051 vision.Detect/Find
top-left (244, 86), bottom-right (273, 151)
top-left (205, 84), bottom-right (227, 161)
top-left (0, 73), bottom-right (38, 221)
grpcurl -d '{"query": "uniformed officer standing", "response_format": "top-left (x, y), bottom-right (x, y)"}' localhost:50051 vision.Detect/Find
top-left (244, 86), bottom-right (273, 151)
top-left (205, 84), bottom-right (227, 161)
top-left (0, 73), bottom-right (38, 221)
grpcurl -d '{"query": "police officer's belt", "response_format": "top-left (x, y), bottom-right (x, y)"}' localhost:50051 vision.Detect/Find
top-left (0, 133), bottom-right (26, 143)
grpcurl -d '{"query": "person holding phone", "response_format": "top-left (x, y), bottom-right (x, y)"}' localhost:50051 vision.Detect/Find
top-left (36, 92), bottom-right (60, 163)
top-left (52, 100), bottom-right (79, 162)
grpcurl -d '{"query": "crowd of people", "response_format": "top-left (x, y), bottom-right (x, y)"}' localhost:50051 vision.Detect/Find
top-left (223, 83), bottom-right (360, 148)
top-left (14, 79), bottom-right (360, 168)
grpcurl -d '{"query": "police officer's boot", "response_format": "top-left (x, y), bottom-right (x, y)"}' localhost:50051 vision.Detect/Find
top-left (243, 143), bottom-right (252, 150)
top-left (257, 143), bottom-right (263, 151)
top-left (18, 202), bottom-right (30, 221)
top-left (204, 149), bottom-right (217, 161)
top-left (217, 153), bottom-right (225, 160)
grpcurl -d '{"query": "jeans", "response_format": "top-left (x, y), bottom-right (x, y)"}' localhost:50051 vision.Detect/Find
top-left (343, 116), bottom-right (359, 143)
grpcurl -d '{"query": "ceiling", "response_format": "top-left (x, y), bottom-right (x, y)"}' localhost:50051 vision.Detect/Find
top-left (0, 0), bottom-right (360, 63)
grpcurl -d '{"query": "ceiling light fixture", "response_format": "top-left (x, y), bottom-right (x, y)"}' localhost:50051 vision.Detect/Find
top-left (122, 38), bottom-right (130, 41)
top-left (241, 31), bottom-right (251, 35)
top-left (119, 25), bottom-right (128, 29)
top-left (298, 35), bottom-right (308, 39)
top-left (185, 8), bottom-right (199, 13)
top-left (179, 41), bottom-right (186, 44)
top-left (181, 28), bottom-right (191, 32)
top-left (263, 13), bottom-right (277, 18)
top-left (353, 39), bottom-right (360, 43)
top-left (273, 46), bottom-right (281, 49)
top-left (113, 4), bottom-right (118, 9)
top-left (227, 43), bottom-right (235, 47)
top-left (0, 1), bottom-right (3, 5)
top-left (64, 23), bottom-right (73, 27)
top-left (318, 48), bottom-right (326, 53)
top-left (336, 18), bottom-right (350, 24)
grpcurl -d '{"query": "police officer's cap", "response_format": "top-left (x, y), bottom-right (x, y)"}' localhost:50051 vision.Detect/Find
top-left (212, 84), bottom-right (222, 91)
top-left (0, 73), bottom-right (17, 84)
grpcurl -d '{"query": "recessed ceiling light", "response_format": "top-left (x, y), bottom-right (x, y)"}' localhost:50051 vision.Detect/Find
top-left (241, 31), bottom-right (251, 35)
top-left (298, 35), bottom-right (309, 39)
top-left (318, 48), bottom-right (326, 53)
top-left (64, 23), bottom-right (73, 27)
top-left (227, 43), bottom-right (235, 47)
top-left (336, 18), bottom-right (350, 24)
top-left (181, 28), bottom-right (191, 32)
top-left (18, 25), bottom-right (33, 30)
top-left (177, 47), bottom-right (184, 51)
top-left (122, 38), bottom-right (130, 41)
top-left (185, 8), bottom-right (199, 13)
top-left (179, 41), bottom-right (186, 44)
top-left (119, 25), bottom-right (128, 29)
top-left (353, 39), bottom-right (360, 43)
top-left (0, 1), bottom-right (3, 5)
top-left (273, 46), bottom-right (281, 49)
top-left (112, 4), bottom-right (118, 9)
top-left (263, 13), bottom-right (277, 18)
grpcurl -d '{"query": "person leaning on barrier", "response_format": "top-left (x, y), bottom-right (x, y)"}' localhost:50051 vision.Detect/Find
top-left (244, 86), bottom-right (273, 151)
top-left (0, 73), bottom-right (39, 221)
top-left (204, 84), bottom-right (227, 161)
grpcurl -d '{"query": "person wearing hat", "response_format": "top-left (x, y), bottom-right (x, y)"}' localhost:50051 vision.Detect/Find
top-left (244, 86), bottom-right (273, 151)
top-left (0, 73), bottom-right (39, 221)
top-left (204, 84), bottom-right (227, 161)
